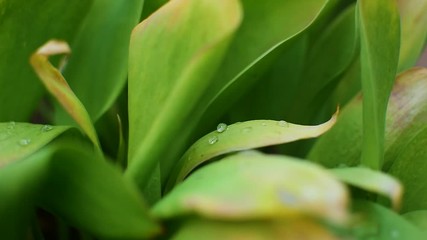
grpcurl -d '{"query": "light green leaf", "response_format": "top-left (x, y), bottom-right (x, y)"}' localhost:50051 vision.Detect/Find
top-left (154, 151), bottom-right (348, 224)
top-left (331, 167), bottom-right (402, 210)
top-left (351, 201), bottom-right (424, 240)
top-left (0, 144), bottom-right (160, 239)
top-left (358, 0), bottom-right (400, 169)
top-left (56, 0), bottom-right (145, 124)
top-left (126, 0), bottom-right (242, 193)
top-left (172, 217), bottom-right (339, 240)
top-left (0, 122), bottom-right (70, 168)
top-left (0, 0), bottom-right (92, 121)
top-left (30, 40), bottom-right (100, 149)
top-left (403, 210), bottom-right (427, 231)
top-left (397, 0), bottom-right (427, 72)
top-left (166, 111), bottom-right (337, 189)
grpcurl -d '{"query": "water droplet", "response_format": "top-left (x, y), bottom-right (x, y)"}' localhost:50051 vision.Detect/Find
top-left (242, 127), bottom-right (252, 133)
top-left (278, 190), bottom-right (298, 205)
top-left (216, 123), bottom-right (227, 133)
top-left (391, 230), bottom-right (399, 238)
top-left (18, 138), bottom-right (31, 146)
top-left (7, 121), bottom-right (16, 129)
top-left (208, 135), bottom-right (218, 145)
top-left (261, 122), bottom-right (267, 126)
top-left (41, 125), bottom-right (53, 132)
top-left (278, 120), bottom-right (289, 127)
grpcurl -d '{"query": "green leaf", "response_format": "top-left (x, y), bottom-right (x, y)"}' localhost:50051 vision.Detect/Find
top-left (172, 218), bottom-right (338, 240)
top-left (387, 127), bottom-right (427, 212)
top-left (30, 40), bottom-right (100, 149)
top-left (331, 167), bottom-right (402, 210)
top-left (309, 68), bottom-right (427, 171)
top-left (56, 0), bottom-right (145, 124)
top-left (196, 0), bottom-right (329, 131)
top-left (0, 122), bottom-right (70, 168)
top-left (403, 210), bottom-right (427, 231)
top-left (289, 3), bottom-right (358, 123)
top-left (0, 144), bottom-right (160, 239)
top-left (126, 0), bottom-right (242, 193)
top-left (397, 0), bottom-right (427, 72)
top-left (351, 201), bottom-right (424, 240)
top-left (166, 111), bottom-right (338, 190)
top-left (358, 0), bottom-right (400, 170)
top-left (0, 0), bottom-right (92, 121)
top-left (154, 151), bottom-right (348, 224)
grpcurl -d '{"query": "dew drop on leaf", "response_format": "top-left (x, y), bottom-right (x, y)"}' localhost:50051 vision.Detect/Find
top-left (7, 121), bottom-right (16, 130)
top-left (278, 120), bottom-right (289, 127)
top-left (41, 125), bottom-right (53, 132)
top-left (242, 127), bottom-right (252, 133)
top-left (208, 135), bottom-right (218, 145)
top-left (18, 138), bottom-right (31, 146)
top-left (216, 123), bottom-right (227, 133)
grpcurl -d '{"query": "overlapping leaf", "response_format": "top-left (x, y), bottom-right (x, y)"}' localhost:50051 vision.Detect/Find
top-left (0, 144), bottom-right (160, 239)
top-left (171, 218), bottom-right (339, 240)
top-left (0, 0), bottom-right (92, 121)
top-left (30, 40), bottom-right (100, 149)
top-left (166, 111), bottom-right (337, 189)
top-left (126, 0), bottom-right (242, 194)
top-left (155, 151), bottom-right (348, 224)
top-left (56, 0), bottom-right (145, 124)
top-left (358, 0), bottom-right (400, 169)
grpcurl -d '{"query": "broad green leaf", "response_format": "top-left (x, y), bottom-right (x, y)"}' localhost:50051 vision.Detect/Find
top-left (166, 111), bottom-right (338, 189)
top-left (309, 68), bottom-right (427, 171)
top-left (0, 144), bottom-right (160, 239)
top-left (403, 211), bottom-right (427, 231)
top-left (358, 0), bottom-right (400, 169)
top-left (397, 0), bottom-right (427, 72)
top-left (350, 201), bottom-right (424, 240)
top-left (126, 0), bottom-right (242, 193)
top-left (0, 0), bottom-right (92, 122)
top-left (331, 167), bottom-right (402, 210)
top-left (289, 3), bottom-right (358, 123)
top-left (30, 40), bottom-right (100, 149)
top-left (0, 122), bottom-right (70, 168)
top-left (56, 0), bottom-right (145, 124)
top-left (196, 0), bottom-right (329, 132)
top-left (172, 218), bottom-right (339, 240)
top-left (154, 151), bottom-right (348, 224)
top-left (387, 127), bottom-right (427, 212)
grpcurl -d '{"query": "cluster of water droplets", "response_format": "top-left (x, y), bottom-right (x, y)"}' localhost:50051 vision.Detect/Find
top-left (1, 122), bottom-right (54, 147)
top-left (208, 123), bottom-right (229, 145)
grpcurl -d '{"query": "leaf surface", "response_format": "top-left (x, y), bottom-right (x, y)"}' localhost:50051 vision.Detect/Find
top-left (358, 0), bottom-right (400, 169)
top-left (167, 111), bottom-right (337, 189)
top-left (0, 144), bottom-right (160, 239)
top-left (56, 0), bottom-right (145, 123)
top-left (0, 0), bottom-right (92, 121)
top-left (30, 40), bottom-right (100, 148)
top-left (0, 122), bottom-right (70, 168)
top-left (155, 151), bottom-right (348, 224)
top-left (127, 0), bottom-right (242, 193)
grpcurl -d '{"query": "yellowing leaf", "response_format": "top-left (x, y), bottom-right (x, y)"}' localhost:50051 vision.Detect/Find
top-left (30, 40), bottom-right (100, 148)
top-left (155, 151), bottom-right (348, 224)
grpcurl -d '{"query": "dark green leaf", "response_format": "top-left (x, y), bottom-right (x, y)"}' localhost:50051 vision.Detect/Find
top-left (56, 0), bottom-right (145, 124)
top-left (358, 0), bottom-right (400, 169)
top-left (0, 144), bottom-right (160, 239)
top-left (0, 0), bottom-right (92, 121)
